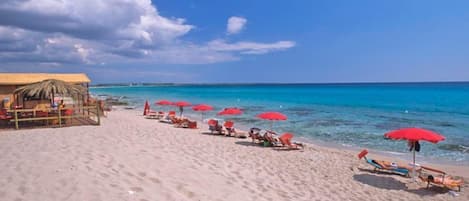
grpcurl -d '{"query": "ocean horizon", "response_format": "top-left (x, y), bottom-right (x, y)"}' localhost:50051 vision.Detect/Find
top-left (90, 81), bottom-right (469, 87)
top-left (91, 82), bottom-right (469, 164)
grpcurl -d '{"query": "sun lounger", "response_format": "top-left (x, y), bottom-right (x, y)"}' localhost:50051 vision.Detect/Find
top-left (357, 149), bottom-right (414, 177)
top-left (208, 119), bottom-right (223, 134)
top-left (178, 119), bottom-right (197, 129)
top-left (277, 133), bottom-right (304, 150)
top-left (248, 127), bottom-right (263, 143)
top-left (145, 110), bottom-right (158, 119)
top-left (263, 130), bottom-right (280, 147)
top-left (0, 109), bottom-right (12, 120)
top-left (418, 166), bottom-right (464, 191)
top-left (223, 121), bottom-right (236, 136)
top-left (157, 111), bottom-right (165, 119)
top-left (168, 111), bottom-right (176, 116)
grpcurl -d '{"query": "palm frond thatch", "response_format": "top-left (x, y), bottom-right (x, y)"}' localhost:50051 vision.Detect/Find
top-left (14, 79), bottom-right (86, 99)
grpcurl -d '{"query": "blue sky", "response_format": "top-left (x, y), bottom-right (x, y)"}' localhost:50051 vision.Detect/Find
top-left (0, 0), bottom-right (468, 83)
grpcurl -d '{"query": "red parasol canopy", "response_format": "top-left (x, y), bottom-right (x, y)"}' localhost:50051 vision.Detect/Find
top-left (143, 100), bottom-right (150, 115)
top-left (173, 101), bottom-right (191, 107)
top-left (384, 128), bottom-right (445, 143)
top-left (256, 111), bottom-right (287, 121)
top-left (155, 100), bottom-right (173, 105)
top-left (192, 104), bottom-right (214, 112)
top-left (217, 107), bottom-right (242, 115)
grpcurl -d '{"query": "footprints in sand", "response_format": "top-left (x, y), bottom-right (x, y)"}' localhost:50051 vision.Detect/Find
top-left (176, 183), bottom-right (196, 198)
top-left (130, 186), bottom-right (144, 192)
top-left (149, 177), bottom-right (161, 184)
top-left (100, 172), bottom-right (110, 178)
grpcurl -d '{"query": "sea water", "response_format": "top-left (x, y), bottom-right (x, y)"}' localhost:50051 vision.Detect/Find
top-left (91, 83), bottom-right (469, 164)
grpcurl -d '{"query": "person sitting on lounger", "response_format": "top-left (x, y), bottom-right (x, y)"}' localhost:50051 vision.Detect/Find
top-left (357, 149), bottom-right (415, 177)
top-left (248, 127), bottom-right (263, 143)
top-left (372, 160), bottom-right (413, 171)
top-left (263, 130), bottom-right (279, 146)
top-left (419, 166), bottom-right (464, 191)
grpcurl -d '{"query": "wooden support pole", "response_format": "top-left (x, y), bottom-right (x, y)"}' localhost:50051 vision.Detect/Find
top-left (58, 108), bottom-right (62, 127)
top-left (96, 104), bottom-right (100, 125)
top-left (14, 110), bottom-right (19, 129)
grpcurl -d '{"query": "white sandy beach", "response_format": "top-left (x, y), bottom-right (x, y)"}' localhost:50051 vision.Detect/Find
top-left (0, 109), bottom-right (468, 201)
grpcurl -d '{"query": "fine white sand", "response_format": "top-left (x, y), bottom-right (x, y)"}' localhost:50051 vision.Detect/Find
top-left (0, 109), bottom-right (468, 201)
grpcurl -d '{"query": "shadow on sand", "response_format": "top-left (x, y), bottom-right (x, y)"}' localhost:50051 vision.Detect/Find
top-left (353, 173), bottom-right (451, 197)
top-left (235, 141), bottom-right (265, 147)
top-left (353, 174), bottom-right (407, 190)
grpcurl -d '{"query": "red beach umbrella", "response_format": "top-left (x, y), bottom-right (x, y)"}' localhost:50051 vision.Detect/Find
top-left (173, 101), bottom-right (191, 117)
top-left (384, 127), bottom-right (445, 180)
top-left (257, 111), bottom-right (287, 131)
top-left (155, 100), bottom-right (173, 106)
top-left (192, 104), bottom-right (213, 111)
top-left (143, 100), bottom-right (150, 115)
top-left (217, 107), bottom-right (243, 115)
top-left (173, 101), bottom-right (191, 107)
top-left (384, 128), bottom-right (445, 143)
top-left (192, 104), bottom-right (214, 127)
top-left (257, 112), bottom-right (287, 121)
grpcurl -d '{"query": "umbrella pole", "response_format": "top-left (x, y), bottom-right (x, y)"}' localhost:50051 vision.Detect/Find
top-left (200, 113), bottom-right (204, 133)
top-left (412, 141), bottom-right (416, 181)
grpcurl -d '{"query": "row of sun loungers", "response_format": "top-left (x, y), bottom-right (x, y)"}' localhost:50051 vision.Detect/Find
top-left (144, 111), bottom-right (303, 150)
top-left (358, 149), bottom-right (464, 191)
top-left (248, 127), bottom-right (304, 150)
top-left (145, 110), bottom-right (198, 129)
top-left (207, 119), bottom-right (239, 137)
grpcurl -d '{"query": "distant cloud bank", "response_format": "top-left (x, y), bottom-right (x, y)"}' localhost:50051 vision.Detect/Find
top-left (0, 0), bottom-right (295, 67)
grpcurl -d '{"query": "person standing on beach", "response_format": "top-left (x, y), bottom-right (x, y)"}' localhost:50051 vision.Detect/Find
top-left (179, 106), bottom-right (184, 117)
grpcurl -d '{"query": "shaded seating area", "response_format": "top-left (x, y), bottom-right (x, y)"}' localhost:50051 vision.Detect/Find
top-left (0, 74), bottom-right (101, 129)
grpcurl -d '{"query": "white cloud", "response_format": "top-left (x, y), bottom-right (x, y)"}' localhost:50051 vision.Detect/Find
top-left (0, 1), bottom-right (294, 66)
top-left (208, 40), bottom-right (296, 54)
top-left (226, 16), bottom-right (247, 35)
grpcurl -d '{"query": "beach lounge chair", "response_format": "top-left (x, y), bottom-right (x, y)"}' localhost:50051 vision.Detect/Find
top-left (277, 133), bottom-right (304, 150)
top-left (0, 109), bottom-right (12, 126)
top-left (418, 166), bottom-right (464, 191)
top-left (248, 127), bottom-right (263, 143)
top-left (357, 149), bottom-right (413, 177)
top-left (157, 111), bottom-right (165, 119)
top-left (208, 119), bottom-right (223, 134)
top-left (159, 111), bottom-right (177, 123)
top-left (170, 116), bottom-right (184, 126)
top-left (223, 121), bottom-right (236, 137)
top-left (145, 110), bottom-right (158, 119)
top-left (168, 111), bottom-right (176, 117)
top-left (263, 130), bottom-right (280, 147)
top-left (179, 119), bottom-right (197, 129)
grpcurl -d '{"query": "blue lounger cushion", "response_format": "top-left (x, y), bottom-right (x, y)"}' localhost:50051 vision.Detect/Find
top-left (366, 159), bottom-right (409, 176)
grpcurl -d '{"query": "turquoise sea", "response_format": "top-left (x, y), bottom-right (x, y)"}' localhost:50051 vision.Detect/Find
top-left (91, 83), bottom-right (469, 164)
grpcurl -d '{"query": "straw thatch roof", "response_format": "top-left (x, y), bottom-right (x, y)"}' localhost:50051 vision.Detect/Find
top-left (0, 73), bottom-right (90, 85)
top-left (14, 79), bottom-right (87, 99)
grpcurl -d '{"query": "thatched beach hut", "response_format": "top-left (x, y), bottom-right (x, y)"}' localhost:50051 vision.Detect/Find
top-left (0, 73), bottom-right (90, 109)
